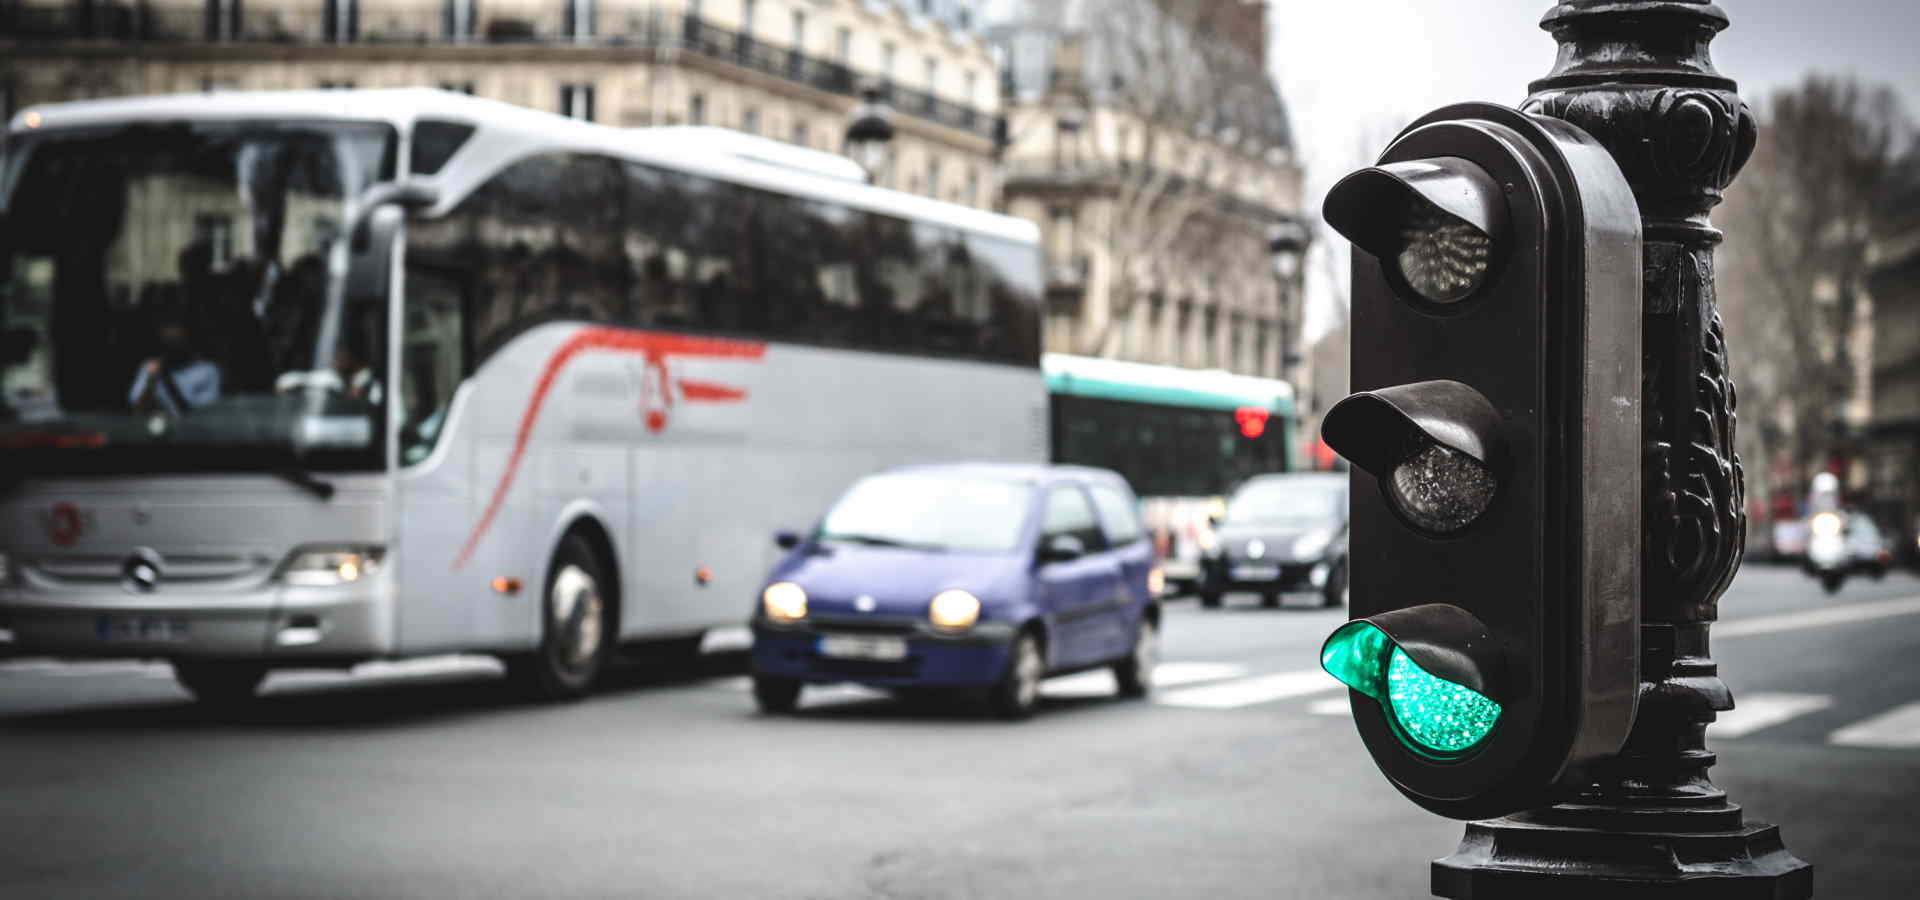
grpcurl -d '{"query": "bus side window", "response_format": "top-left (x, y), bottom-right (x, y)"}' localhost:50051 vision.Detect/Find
top-left (398, 265), bottom-right (466, 466)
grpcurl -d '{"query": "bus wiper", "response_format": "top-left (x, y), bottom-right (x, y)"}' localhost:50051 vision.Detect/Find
top-left (273, 468), bottom-right (337, 501)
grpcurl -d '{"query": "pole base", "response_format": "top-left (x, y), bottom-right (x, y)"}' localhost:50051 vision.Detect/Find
top-left (1432, 804), bottom-right (1812, 899)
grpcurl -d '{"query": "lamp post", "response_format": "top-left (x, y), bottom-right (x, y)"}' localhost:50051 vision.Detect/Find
top-left (843, 83), bottom-right (894, 185)
top-left (1426, 2), bottom-right (1810, 893)
top-left (1267, 219), bottom-right (1310, 384)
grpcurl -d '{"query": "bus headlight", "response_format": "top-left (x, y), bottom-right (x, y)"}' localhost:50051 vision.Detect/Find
top-left (762, 582), bottom-right (808, 623)
top-left (929, 589), bottom-right (981, 633)
top-left (281, 547), bottom-right (384, 586)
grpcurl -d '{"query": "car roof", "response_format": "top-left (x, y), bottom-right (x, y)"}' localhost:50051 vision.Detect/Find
top-left (876, 462), bottom-right (1132, 491)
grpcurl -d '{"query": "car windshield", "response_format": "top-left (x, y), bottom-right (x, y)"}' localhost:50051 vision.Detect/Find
top-left (1226, 478), bottom-right (1345, 527)
top-left (819, 472), bottom-right (1032, 554)
top-left (0, 119), bottom-right (396, 474)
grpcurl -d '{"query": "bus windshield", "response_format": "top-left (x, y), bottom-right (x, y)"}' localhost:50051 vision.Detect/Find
top-left (0, 119), bottom-right (396, 474)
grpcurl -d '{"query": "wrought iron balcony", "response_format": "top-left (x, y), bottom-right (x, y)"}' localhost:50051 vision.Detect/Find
top-left (0, 4), bottom-right (997, 138)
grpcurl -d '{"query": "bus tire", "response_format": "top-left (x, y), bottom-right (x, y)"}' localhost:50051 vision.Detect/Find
top-left (506, 533), bottom-right (613, 702)
top-left (173, 660), bottom-right (267, 705)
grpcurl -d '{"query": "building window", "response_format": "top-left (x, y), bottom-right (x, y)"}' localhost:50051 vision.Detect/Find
top-left (836, 26), bottom-right (851, 63)
top-left (204, 0), bottom-right (241, 41)
top-left (439, 81), bottom-right (476, 95)
top-left (790, 9), bottom-right (804, 48)
top-left (925, 57), bottom-right (938, 93)
top-left (323, 0), bottom-right (357, 42)
top-left (927, 157), bottom-right (941, 198)
top-left (565, 0), bottom-right (595, 39)
top-left (560, 83), bottom-right (596, 121)
top-left (689, 92), bottom-right (706, 125)
top-left (881, 42), bottom-right (896, 84)
top-left (741, 106), bottom-right (760, 135)
top-left (317, 79), bottom-right (356, 90)
top-left (963, 71), bottom-right (976, 106)
top-left (740, 0), bottom-right (755, 38)
top-left (966, 167), bottom-right (980, 207)
top-left (443, 0), bottom-right (475, 40)
top-left (792, 120), bottom-right (810, 147)
top-left (918, 0), bottom-right (932, 13)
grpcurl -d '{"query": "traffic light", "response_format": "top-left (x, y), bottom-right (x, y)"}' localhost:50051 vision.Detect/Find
top-left (1316, 102), bottom-right (1643, 820)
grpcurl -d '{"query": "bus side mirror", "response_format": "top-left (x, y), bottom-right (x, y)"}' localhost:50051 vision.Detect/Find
top-left (349, 179), bottom-right (439, 249)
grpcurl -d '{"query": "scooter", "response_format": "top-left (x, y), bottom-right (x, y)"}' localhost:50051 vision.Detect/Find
top-left (1804, 511), bottom-right (1849, 595)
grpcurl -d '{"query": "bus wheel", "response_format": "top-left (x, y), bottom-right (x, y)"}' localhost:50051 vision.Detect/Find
top-left (507, 534), bottom-right (612, 702)
top-left (173, 660), bottom-right (267, 705)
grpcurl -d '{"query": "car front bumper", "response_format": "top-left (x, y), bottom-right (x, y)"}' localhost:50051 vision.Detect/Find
top-left (750, 616), bottom-right (1020, 688)
top-left (1201, 557), bottom-right (1334, 593)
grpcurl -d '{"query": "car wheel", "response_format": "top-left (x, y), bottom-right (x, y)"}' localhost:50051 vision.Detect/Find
top-left (504, 533), bottom-right (613, 702)
top-left (1113, 618), bottom-right (1158, 698)
top-left (1323, 559), bottom-right (1349, 608)
top-left (1199, 591), bottom-right (1223, 609)
top-left (1871, 565), bottom-right (1888, 581)
top-left (173, 660), bottom-right (267, 705)
top-left (1261, 591), bottom-right (1281, 608)
top-left (752, 675), bottom-right (802, 714)
top-left (1820, 572), bottom-right (1846, 595)
top-left (989, 631), bottom-right (1045, 720)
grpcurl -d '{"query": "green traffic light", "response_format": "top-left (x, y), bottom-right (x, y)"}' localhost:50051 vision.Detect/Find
top-left (1321, 622), bottom-right (1502, 756)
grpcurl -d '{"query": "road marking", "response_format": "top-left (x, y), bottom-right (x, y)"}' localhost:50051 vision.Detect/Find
top-left (1308, 697), bottom-right (1351, 716)
top-left (1044, 661), bottom-right (1249, 698)
top-left (1716, 595), bottom-right (1920, 638)
top-left (1708, 693), bottom-right (1832, 738)
top-left (1155, 669), bottom-right (1342, 710)
top-left (0, 659), bottom-right (168, 677)
top-left (1831, 702), bottom-right (1920, 749)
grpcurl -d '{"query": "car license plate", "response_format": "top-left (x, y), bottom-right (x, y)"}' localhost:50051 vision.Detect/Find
top-left (1233, 564), bottom-right (1281, 581)
top-left (95, 615), bottom-right (190, 642)
top-left (817, 633), bottom-right (908, 661)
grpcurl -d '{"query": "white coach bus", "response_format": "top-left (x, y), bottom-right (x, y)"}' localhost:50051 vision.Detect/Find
top-left (0, 89), bottom-right (1047, 701)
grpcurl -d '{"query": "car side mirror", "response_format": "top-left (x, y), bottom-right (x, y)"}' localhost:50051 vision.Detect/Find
top-left (1038, 533), bottom-right (1085, 565)
top-left (774, 530), bottom-right (802, 550)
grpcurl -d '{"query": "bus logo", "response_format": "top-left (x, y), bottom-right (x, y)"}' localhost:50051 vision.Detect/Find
top-left (46, 502), bottom-right (88, 546)
top-left (454, 327), bottom-right (766, 569)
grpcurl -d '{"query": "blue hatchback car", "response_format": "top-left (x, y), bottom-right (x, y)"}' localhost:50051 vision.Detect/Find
top-left (749, 463), bottom-right (1162, 719)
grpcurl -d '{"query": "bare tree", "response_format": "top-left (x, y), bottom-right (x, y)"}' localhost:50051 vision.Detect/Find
top-left (1717, 74), bottom-right (1911, 504)
top-left (1006, 0), bottom-right (1292, 356)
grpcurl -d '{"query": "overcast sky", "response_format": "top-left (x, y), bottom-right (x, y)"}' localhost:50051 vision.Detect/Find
top-left (1268, 0), bottom-right (1920, 340)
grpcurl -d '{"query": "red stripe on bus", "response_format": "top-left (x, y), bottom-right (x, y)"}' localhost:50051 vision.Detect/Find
top-left (677, 379), bottom-right (748, 402)
top-left (453, 327), bottom-right (766, 570)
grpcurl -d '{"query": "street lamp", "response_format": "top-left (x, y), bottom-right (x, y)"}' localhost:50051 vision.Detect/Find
top-left (1267, 219), bottom-right (1311, 381)
top-left (843, 83), bottom-right (894, 185)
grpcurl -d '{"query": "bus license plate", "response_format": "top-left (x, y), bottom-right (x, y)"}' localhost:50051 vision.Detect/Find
top-left (95, 615), bottom-right (190, 642)
top-left (817, 634), bottom-right (908, 661)
top-left (1233, 564), bottom-right (1280, 581)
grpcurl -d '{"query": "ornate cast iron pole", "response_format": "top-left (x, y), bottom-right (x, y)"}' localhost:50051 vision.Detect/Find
top-left (1432, 2), bottom-right (1812, 894)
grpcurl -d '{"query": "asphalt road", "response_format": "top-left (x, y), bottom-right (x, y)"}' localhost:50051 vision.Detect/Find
top-left (1, 564), bottom-right (1916, 899)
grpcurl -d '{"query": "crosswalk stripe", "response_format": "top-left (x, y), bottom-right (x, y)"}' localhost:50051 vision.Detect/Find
top-left (1717, 595), bottom-right (1920, 639)
top-left (1154, 669), bottom-right (1342, 710)
top-left (1308, 697), bottom-right (1351, 716)
top-left (1044, 661), bottom-right (1250, 699)
top-left (1708, 693), bottom-right (1832, 738)
top-left (1830, 702), bottom-right (1920, 749)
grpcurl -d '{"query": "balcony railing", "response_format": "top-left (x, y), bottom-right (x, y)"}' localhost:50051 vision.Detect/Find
top-left (0, 4), bottom-right (997, 138)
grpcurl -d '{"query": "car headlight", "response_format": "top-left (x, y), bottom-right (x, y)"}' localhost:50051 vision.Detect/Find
top-left (1292, 530), bottom-right (1333, 559)
top-left (1810, 512), bottom-right (1842, 538)
top-left (762, 582), bottom-right (808, 622)
top-left (281, 547), bottom-right (384, 586)
top-left (929, 589), bottom-right (981, 633)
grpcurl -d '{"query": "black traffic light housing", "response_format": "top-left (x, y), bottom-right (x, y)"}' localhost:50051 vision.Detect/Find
top-left (1318, 103), bottom-right (1642, 820)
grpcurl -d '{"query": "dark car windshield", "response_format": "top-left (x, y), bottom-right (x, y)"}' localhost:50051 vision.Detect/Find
top-left (1225, 478), bottom-right (1345, 527)
top-left (0, 119), bottom-right (396, 474)
top-left (819, 472), bottom-right (1032, 553)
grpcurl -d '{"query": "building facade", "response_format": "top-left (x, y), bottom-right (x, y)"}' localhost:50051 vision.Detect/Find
top-left (1, 0), bottom-right (1002, 205)
top-left (985, 0), bottom-right (1306, 382)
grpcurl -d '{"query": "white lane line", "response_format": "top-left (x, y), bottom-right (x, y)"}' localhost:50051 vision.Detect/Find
top-left (1044, 661), bottom-right (1250, 698)
top-left (1717, 595), bottom-right (1920, 638)
top-left (1308, 697), bottom-right (1351, 716)
top-left (1831, 702), bottom-right (1920, 749)
top-left (1154, 669), bottom-right (1342, 710)
top-left (1708, 693), bottom-right (1832, 739)
top-left (0, 659), bottom-right (168, 677)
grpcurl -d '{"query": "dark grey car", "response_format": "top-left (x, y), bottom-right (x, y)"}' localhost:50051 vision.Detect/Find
top-left (1197, 473), bottom-right (1348, 608)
